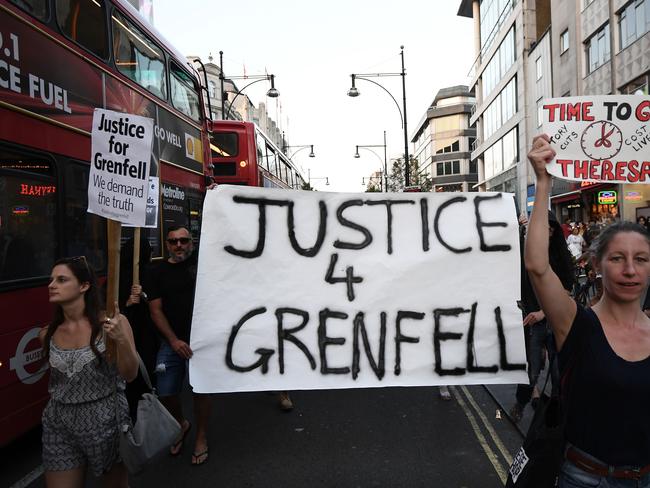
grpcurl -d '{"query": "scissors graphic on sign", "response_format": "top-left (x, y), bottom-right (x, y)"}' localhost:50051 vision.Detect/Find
top-left (594, 123), bottom-right (615, 148)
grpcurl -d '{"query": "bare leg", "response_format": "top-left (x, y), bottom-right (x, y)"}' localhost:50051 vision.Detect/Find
top-left (160, 394), bottom-right (183, 424)
top-left (45, 467), bottom-right (85, 488)
top-left (279, 391), bottom-right (294, 411)
top-left (161, 394), bottom-right (189, 455)
top-left (192, 393), bottom-right (211, 465)
top-left (101, 462), bottom-right (129, 488)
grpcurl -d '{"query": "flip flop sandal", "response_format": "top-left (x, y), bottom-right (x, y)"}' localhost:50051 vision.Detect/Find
top-left (191, 448), bottom-right (209, 466)
top-left (170, 421), bottom-right (191, 456)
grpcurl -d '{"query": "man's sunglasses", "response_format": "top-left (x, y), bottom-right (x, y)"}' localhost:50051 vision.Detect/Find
top-left (166, 237), bottom-right (191, 245)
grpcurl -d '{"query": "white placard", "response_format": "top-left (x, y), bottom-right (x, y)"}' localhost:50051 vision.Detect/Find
top-left (190, 186), bottom-right (527, 393)
top-left (88, 109), bottom-right (154, 225)
top-left (542, 95), bottom-right (650, 183)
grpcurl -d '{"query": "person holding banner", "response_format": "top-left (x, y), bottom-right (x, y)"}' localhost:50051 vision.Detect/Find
top-left (39, 256), bottom-right (138, 488)
top-left (147, 226), bottom-right (211, 466)
top-left (526, 134), bottom-right (650, 487)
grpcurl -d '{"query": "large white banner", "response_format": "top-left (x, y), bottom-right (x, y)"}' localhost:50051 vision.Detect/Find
top-left (190, 186), bottom-right (527, 393)
top-left (88, 109), bottom-right (154, 225)
top-left (542, 95), bottom-right (650, 183)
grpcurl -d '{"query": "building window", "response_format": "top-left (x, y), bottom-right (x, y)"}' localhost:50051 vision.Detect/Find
top-left (208, 81), bottom-right (217, 98)
top-left (622, 74), bottom-right (649, 94)
top-left (585, 23), bottom-right (610, 74)
top-left (619, 0), bottom-right (649, 50)
top-left (469, 160), bottom-right (478, 174)
top-left (435, 138), bottom-right (461, 154)
top-left (537, 98), bottom-right (544, 128)
top-left (484, 127), bottom-right (518, 180)
top-left (482, 26), bottom-right (515, 100)
top-left (480, 0), bottom-right (516, 54)
top-left (560, 29), bottom-right (570, 53)
top-left (535, 57), bottom-right (543, 80)
top-left (436, 160), bottom-right (461, 176)
top-left (482, 76), bottom-right (517, 141)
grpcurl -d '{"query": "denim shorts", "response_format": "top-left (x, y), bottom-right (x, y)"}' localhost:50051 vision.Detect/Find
top-left (155, 341), bottom-right (188, 397)
top-left (560, 446), bottom-right (650, 488)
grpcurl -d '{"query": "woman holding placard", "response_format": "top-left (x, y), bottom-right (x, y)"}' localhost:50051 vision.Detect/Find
top-left (526, 134), bottom-right (650, 487)
top-left (39, 256), bottom-right (138, 488)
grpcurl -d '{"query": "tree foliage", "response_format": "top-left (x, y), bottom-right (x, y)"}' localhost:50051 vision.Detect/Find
top-left (387, 155), bottom-right (433, 192)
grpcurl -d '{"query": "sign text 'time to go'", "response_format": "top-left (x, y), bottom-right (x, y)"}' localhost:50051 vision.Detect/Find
top-left (542, 95), bottom-right (650, 183)
top-left (189, 186), bottom-right (527, 393)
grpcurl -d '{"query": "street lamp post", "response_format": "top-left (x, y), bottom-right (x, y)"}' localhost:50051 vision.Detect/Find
top-left (348, 46), bottom-right (409, 186)
top-left (308, 168), bottom-right (329, 187)
top-left (219, 51), bottom-right (279, 120)
top-left (355, 130), bottom-right (388, 192)
top-left (283, 144), bottom-right (316, 159)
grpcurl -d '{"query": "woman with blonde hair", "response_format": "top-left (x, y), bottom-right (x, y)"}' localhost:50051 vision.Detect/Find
top-left (526, 134), bottom-right (650, 487)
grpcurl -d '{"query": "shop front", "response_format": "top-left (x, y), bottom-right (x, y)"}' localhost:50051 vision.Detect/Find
top-left (550, 181), bottom-right (620, 224)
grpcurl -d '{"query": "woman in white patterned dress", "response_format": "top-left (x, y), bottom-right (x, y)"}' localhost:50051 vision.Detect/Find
top-left (39, 256), bottom-right (138, 488)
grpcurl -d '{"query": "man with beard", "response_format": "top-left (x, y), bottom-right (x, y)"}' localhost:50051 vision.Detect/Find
top-left (148, 226), bottom-right (211, 466)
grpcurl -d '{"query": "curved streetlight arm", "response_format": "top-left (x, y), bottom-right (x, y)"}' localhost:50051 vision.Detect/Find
top-left (351, 75), bottom-right (404, 128)
top-left (285, 145), bottom-right (315, 159)
top-left (224, 76), bottom-right (274, 119)
top-left (192, 58), bottom-right (213, 122)
top-left (356, 146), bottom-right (384, 165)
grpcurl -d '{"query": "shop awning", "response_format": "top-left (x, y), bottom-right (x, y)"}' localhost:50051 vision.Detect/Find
top-left (550, 190), bottom-right (581, 203)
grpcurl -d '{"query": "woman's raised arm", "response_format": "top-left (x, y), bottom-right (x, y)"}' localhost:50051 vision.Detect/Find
top-left (525, 134), bottom-right (576, 350)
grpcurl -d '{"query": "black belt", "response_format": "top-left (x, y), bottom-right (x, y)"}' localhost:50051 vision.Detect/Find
top-left (566, 447), bottom-right (650, 480)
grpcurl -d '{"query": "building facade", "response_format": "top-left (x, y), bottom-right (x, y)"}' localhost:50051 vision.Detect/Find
top-left (458, 0), bottom-right (650, 222)
top-left (411, 86), bottom-right (478, 192)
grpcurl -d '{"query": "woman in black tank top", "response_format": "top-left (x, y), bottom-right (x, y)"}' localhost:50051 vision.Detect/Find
top-left (526, 134), bottom-right (650, 487)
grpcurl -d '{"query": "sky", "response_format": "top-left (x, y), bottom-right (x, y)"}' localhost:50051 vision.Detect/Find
top-left (152, 0), bottom-right (476, 191)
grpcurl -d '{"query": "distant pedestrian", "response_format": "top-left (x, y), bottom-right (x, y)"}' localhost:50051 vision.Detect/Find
top-left (40, 256), bottom-right (138, 488)
top-left (566, 227), bottom-right (586, 261)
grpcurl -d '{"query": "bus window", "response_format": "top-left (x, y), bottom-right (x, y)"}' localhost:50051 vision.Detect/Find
top-left (211, 132), bottom-right (238, 157)
top-left (56, 0), bottom-right (108, 59)
top-left (255, 133), bottom-right (267, 170)
top-left (0, 148), bottom-right (57, 283)
top-left (62, 162), bottom-right (107, 272)
top-left (10, 0), bottom-right (49, 21)
top-left (170, 62), bottom-right (201, 122)
top-left (266, 144), bottom-right (277, 177)
top-left (112, 10), bottom-right (167, 99)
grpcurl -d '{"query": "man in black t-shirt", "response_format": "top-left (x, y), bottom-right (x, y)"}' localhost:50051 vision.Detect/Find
top-left (148, 225), bottom-right (211, 466)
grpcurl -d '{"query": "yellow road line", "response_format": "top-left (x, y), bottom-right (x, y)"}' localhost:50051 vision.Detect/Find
top-left (451, 386), bottom-right (508, 484)
top-left (460, 385), bottom-right (513, 466)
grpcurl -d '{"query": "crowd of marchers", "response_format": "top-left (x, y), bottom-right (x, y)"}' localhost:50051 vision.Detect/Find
top-left (35, 136), bottom-right (650, 488)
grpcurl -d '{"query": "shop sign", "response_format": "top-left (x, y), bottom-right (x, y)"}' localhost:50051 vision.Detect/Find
top-left (598, 191), bottom-right (617, 205)
top-left (624, 191), bottom-right (643, 201)
top-left (567, 203), bottom-right (582, 209)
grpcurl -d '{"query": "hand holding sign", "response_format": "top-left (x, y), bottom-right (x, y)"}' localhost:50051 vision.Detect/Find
top-left (527, 134), bottom-right (555, 181)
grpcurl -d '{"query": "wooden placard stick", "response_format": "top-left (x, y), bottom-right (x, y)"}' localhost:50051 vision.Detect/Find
top-left (106, 218), bottom-right (122, 360)
top-left (133, 227), bottom-right (141, 286)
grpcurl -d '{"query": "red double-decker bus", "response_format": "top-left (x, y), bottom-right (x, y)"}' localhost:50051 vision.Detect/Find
top-left (209, 120), bottom-right (306, 189)
top-left (0, 0), bottom-right (211, 446)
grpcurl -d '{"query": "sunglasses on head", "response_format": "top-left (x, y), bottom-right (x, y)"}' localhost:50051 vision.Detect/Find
top-left (70, 255), bottom-right (90, 269)
top-left (166, 237), bottom-right (191, 245)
